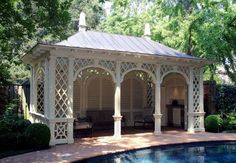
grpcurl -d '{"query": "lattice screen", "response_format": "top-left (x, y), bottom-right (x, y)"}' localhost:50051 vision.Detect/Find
top-left (36, 68), bottom-right (45, 115)
top-left (193, 115), bottom-right (200, 128)
top-left (98, 60), bottom-right (116, 74)
top-left (177, 65), bottom-right (190, 78)
top-left (74, 58), bottom-right (94, 76)
top-left (193, 68), bottom-right (200, 113)
top-left (147, 82), bottom-right (154, 108)
top-left (55, 57), bottom-right (69, 118)
top-left (141, 63), bottom-right (156, 77)
top-left (160, 65), bottom-right (174, 77)
top-left (54, 122), bottom-right (68, 140)
top-left (120, 62), bottom-right (138, 76)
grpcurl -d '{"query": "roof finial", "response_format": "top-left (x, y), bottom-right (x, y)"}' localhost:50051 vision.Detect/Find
top-left (78, 12), bottom-right (87, 32)
top-left (144, 23), bottom-right (151, 39)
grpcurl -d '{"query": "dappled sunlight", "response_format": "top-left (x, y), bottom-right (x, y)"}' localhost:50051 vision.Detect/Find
top-left (1, 132), bottom-right (236, 162)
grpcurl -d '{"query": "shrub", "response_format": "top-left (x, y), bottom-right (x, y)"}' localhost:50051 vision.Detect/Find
top-left (205, 115), bottom-right (223, 132)
top-left (0, 133), bottom-right (26, 150)
top-left (16, 119), bottom-right (31, 133)
top-left (223, 113), bottom-right (236, 131)
top-left (216, 84), bottom-right (236, 113)
top-left (0, 120), bottom-right (9, 133)
top-left (25, 123), bottom-right (50, 149)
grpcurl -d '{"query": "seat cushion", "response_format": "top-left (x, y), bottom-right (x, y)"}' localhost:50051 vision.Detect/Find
top-left (74, 122), bottom-right (92, 130)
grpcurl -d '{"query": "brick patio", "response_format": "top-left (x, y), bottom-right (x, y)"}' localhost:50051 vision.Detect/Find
top-left (1, 131), bottom-right (236, 163)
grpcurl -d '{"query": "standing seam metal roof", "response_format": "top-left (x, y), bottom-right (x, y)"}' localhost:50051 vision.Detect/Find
top-left (56, 31), bottom-right (198, 59)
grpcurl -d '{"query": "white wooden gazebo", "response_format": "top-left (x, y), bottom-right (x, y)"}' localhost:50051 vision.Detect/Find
top-left (23, 13), bottom-right (207, 145)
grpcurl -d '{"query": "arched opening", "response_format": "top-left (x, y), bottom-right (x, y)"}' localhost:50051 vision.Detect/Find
top-left (73, 67), bottom-right (115, 137)
top-left (161, 72), bottom-right (188, 130)
top-left (122, 70), bottom-right (155, 132)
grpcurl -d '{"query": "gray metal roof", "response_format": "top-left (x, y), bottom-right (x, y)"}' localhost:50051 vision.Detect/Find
top-left (56, 31), bottom-right (198, 59)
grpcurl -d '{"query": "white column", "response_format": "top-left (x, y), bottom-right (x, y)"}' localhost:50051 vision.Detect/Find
top-left (198, 67), bottom-right (205, 131)
top-left (44, 59), bottom-right (49, 118)
top-left (48, 56), bottom-right (56, 145)
top-left (153, 65), bottom-right (162, 135)
top-left (68, 58), bottom-right (74, 118)
top-left (113, 61), bottom-right (122, 139)
top-left (67, 58), bottom-right (74, 144)
top-left (188, 67), bottom-right (194, 133)
top-left (29, 66), bottom-right (34, 113)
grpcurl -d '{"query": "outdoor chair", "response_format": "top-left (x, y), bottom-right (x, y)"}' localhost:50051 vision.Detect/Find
top-left (74, 114), bottom-right (93, 138)
top-left (134, 107), bottom-right (154, 128)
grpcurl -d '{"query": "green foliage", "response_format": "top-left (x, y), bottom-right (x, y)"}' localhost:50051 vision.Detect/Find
top-left (215, 84), bottom-right (236, 113)
top-left (223, 113), bottom-right (236, 131)
top-left (0, 64), bottom-right (11, 85)
top-left (101, 0), bottom-right (236, 83)
top-left (25, 123), bottom-right (50, 149)
top-left (69, 0), bottom-right (105, 31)
top-left (205, 115), bottom-right (223, 133)
top-left (0, 0), bottom-right (73, 82)
top-left (0, 99), bottom-right (31, 133)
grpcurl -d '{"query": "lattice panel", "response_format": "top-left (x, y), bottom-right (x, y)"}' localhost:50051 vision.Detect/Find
top-left (193, 68), bottom-right (200, 113)
top-left (36, 69), bottom-right (44, 115)
top-left (141, 63), bottom-right (156, 77)
top-left (55, 57), bottom-right (69, 118)
top-left (194, 115), bottom-right (200, 128)
top-left (147, 82), bottom-right (154, 108)
top-left (160, 65), bottom-right (174, 77)
top-left (177, 65), bottom-right (190, 79)
top-left (120, 62), bottom-right (138, 76)
top-left (98, 60), bottom-right (116, 73)
top-left (55, 122), bottom-right (68, 139)
top-left (74, 58), bottom-right (94, 75)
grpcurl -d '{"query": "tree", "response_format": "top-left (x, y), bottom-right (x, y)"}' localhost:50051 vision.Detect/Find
top-left (101, 0), bottom-right (236, 83)
top-left (69, 0), bottom-right (105, 31)
top-left (0, 0), bottom-right (72, 83)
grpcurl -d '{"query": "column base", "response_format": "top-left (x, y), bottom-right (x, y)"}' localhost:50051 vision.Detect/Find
top-left (187, 128), bottom-right (195, 133)
top-left (68, 138), bottom-right (74, 144)
top-left (113, 115), bottom-right (122, 139)
top-left (49, 139), bottom-right (55, 146)
top-left (194, 128), bottom-right (205, 132)
top-left (154, 131), bottom-right (161, 135)
top-left (153, 114), bottom-right (162, 135)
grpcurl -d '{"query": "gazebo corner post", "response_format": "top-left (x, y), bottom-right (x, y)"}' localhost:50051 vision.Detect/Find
top-left (187, 67), bottom-right (194, 133)
top-left (198, 67), bottom-right (205, 132)
top-left (67, 57), bottom-right (75, 144)
top-left (48, 55), bottom-right (56, 146)
top-left (153, 65), bottom-right (162, 135)
top-left (113, 61), bottom-right (122, 139)
top-left (29, 65), bottom-right (35, 116)
top-left (44, 58), bottom-right (50, 119)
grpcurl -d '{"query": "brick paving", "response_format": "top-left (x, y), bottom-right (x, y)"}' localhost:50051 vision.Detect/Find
top-left (1, 131), bottom-right (236, 163)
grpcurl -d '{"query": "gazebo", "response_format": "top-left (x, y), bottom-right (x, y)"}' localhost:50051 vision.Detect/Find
top-left (23, 13), bottom-right (207, 145)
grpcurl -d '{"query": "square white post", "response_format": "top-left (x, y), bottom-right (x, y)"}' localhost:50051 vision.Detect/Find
top-left (153, 65), bottom-right (162, 135)
top-left (188, 67), bottom-right (194, 133)
top-left (29, 66), bottom-right (35, 113)
top-left (48, 55), bottom-right (56, 145)
top-left (113, 61), bottom-right (122, 139)
top-left (67, 58), bottom-right (74, 144)
top-left (198, 67), bottom-right (205, 131)
top-left (44, 59), bottom-right (49, 118)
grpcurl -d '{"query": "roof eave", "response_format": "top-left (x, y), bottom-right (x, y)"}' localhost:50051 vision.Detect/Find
top-left (22, 43), bottom-right (211, 66)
